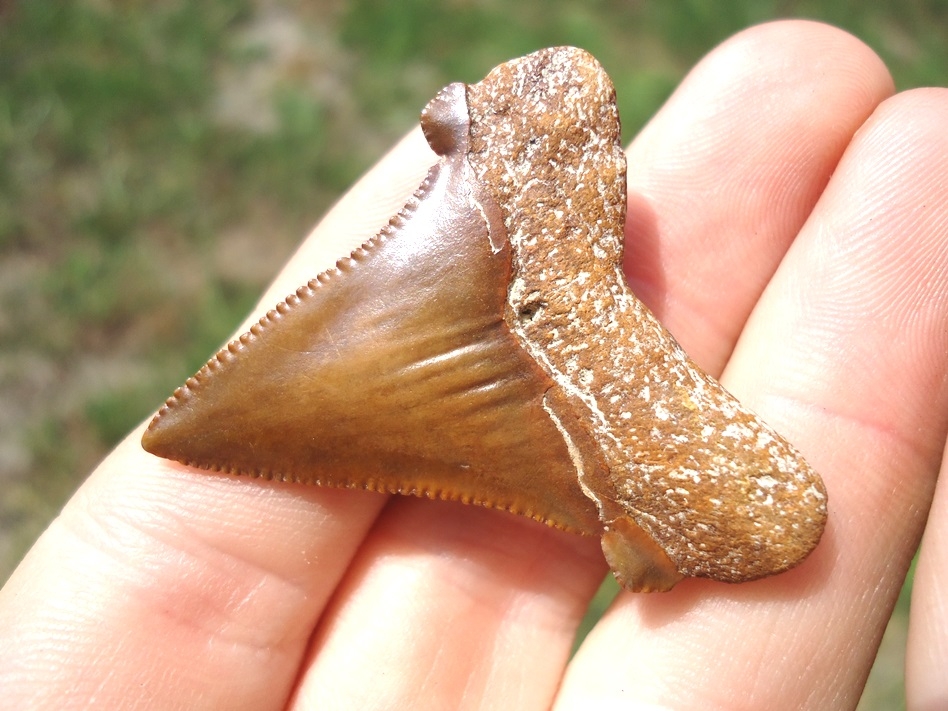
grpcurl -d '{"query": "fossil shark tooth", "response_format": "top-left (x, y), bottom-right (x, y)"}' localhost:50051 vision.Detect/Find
top-left (142, 47), bottom-right (827, 592)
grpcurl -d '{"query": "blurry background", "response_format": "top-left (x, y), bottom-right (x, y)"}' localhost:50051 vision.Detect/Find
top-left (1, 1), bottom-right (944, 707)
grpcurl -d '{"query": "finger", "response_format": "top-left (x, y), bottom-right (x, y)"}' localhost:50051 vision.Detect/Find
top-left (0, 131), bottom-right (436, 709)
top-left (625, 20), bottom-right (893, 373)
top-left (290, 499), bottom-right (604, 710)
top-left (290, 21), bottom-right (892, 710)
top-left (558, 88), bottom-right (948, 710)
top-left (908, 449), bottom-right (948, 710)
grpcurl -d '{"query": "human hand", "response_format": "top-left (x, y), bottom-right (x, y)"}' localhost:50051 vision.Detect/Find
top-left (2, 20), bottom-right (947, 710)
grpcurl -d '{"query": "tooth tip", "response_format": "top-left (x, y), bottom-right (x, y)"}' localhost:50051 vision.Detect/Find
top-left (141, 405), bottom-right (189, 463)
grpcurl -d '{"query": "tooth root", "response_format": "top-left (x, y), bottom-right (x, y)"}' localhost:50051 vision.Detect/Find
top-left (466, 47), bottom-right (826, 586)
top-left (602, 517), bottom-right (684, 593)
top-left (143, 47), bottom-right (827, 592)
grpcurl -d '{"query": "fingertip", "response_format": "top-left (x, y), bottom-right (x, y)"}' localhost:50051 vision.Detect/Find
top-left (624, 18), bottom-right (894, 373)
top-left (710, 20), bottom-right (893, 100)
top-left (855, 86), bottom-right (948, 177)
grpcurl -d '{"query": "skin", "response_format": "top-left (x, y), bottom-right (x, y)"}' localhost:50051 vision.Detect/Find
top-left (0, 19), bottom-right (946, 710)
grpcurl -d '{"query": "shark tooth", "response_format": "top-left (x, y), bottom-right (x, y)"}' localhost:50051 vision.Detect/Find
top-left (143, 47), bottom-right (827, 592)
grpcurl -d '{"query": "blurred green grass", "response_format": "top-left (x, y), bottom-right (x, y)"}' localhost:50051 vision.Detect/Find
top-left (1, 1), bottom-right (945, 708)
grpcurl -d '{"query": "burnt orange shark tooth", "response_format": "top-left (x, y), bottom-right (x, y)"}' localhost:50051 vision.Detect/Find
top-left (143, 47), bottom-right (827, 592)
